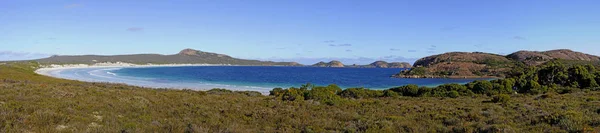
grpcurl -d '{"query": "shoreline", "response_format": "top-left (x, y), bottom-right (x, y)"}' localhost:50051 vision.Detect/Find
top-left (35, 63), bottom-right (236, 77)
top-left (34, 63), bottom-right (479, 95)
top-left (34, 63), bottom-right (279, 95)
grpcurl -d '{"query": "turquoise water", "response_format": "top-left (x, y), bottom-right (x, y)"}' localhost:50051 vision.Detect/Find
top-left (48, 66), bottom-right (484, 94)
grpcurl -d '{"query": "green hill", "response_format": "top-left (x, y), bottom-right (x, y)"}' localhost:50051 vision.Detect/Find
top-left (35, 48), bottom-right (302, 66)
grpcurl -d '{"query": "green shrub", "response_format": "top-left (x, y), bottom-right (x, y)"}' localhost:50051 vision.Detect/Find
top-left (390, 84), bottom-right (419, 96)
top-left (436, 83), bottom-right (473, 96)
top-left (281, 87), bottom-right (306, 101)
top-left (492, 94), bottom-right (510, 103)
top-left (470, 80), bottom-right (493, 94)
top-left (447, 91), bottom-right (459, 98)
top-left (338, 88), bottom-right (383, 99)
top-left (305, 84), bottom-right (343, 105)
top-left (235, 91), bottom-right (262, 97)
top-left (270, 88), bottom-right (284, 96)
top-left (207, 88), bottom-right (233, 94)
top-left (382, 90), bottom-right (399, 98)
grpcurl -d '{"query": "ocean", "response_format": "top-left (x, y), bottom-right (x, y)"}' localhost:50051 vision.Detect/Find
top-left (48, 66), bottom-right (484, 94)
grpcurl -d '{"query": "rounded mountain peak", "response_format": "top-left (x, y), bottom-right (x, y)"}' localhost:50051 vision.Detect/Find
top-left (178, 48), bottom-right (201, 56)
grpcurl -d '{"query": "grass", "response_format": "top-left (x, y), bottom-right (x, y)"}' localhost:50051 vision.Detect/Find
top-left (0, 62), bottom-right (599, 132)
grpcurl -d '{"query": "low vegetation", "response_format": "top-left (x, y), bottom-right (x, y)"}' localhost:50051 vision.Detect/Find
top-left (1, 62), bottom-right (599, 132)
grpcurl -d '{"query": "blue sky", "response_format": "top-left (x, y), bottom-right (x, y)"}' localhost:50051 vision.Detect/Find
top-left (1, 0), bottom-right (599, 64)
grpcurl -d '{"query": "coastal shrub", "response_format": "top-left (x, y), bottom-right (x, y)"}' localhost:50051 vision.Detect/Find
top-left (270, 88), bottom-right (285, 96)
top-left (595, 72), bottom-right (600, 86)
top-left (524, 80), bottom-right (543, 94)
top-left (541, 111), bottom-right (587, 132)
top-left (491, 79), bottom-right (515, 94)
top-left (390, 84), bottom-right (419, 96)
top-left (235, 91), bottom-right (262, 97)
top-left (491, 94), bottom-right (510, 103)
top-left (568, 65), bottom-right (599, 89)
top-left (281, 87), bottom-right (306, 101)
top-left (470, 80), bottom-right (493, 94)
top-left (436, 83), bottom-right (473, 96)
top-left (447, 91), bottom-right (459, 98)
top-left (207, 88), bottom-right (233, 94)
top-left (382, 90), bottom-right (399, 98)
top-left (305, 84), bottom-right (343, 105)
top-left (338, 88), bottom-right (383, 99)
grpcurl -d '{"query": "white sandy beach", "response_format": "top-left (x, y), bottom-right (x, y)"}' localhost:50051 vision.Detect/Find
top-left (34, 62), bottom-right (233, 77)
top-left (34, 62), bottom-right (274, 94)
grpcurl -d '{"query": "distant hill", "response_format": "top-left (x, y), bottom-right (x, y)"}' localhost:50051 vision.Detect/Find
top-left (312, 60), bottom-right (344, 67)
top-left (363, 61), bottom-right (411, 68)
top-left (36, 48), bottom-right (302, 66)
top-left (310, 60), bottom-right (412, 68)
top-left (394, 49), bottom-right (600, 78)
top-left (507, 49), bottom-right (600, 65)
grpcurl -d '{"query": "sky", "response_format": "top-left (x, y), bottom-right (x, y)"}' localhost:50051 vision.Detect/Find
top-left (1, 0), bottom-right (600, 64)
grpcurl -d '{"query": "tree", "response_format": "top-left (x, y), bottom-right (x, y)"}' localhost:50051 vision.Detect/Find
top-left (568, 65), bottom-right (599, 88)
top-left (524, 80), bottom-right (543, 94)
top-left (470, 80), bottom-right (493, 94)
top-left (537, 61), bottom-right (568, 86)
top-left (491, 79), bottom-right (515, 94)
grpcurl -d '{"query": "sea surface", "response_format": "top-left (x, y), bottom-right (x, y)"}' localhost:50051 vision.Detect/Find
top-left (48, 66), bottom-right (484, 94)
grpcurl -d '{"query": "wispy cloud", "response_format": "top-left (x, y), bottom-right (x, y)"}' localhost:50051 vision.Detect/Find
top-left (323, 40), bottom-right (335, 43)
top-left (0, 51), bottom-right (51, 61)
top-left (329, 43), bottom-right (352, 47)
top-left (426, 45), bottom-right (437, 53)
top-left (513, 36), bottom-right (527, 40)
top-left (127, 27), bottom-right (144, 32)
top-left (407, 50), bottom-right (417, 52)
top-left (389, 48), bottom-right (402, 51)
top-left (329, 44), bottom-right (352, 47)
top-left (440, 26), bottom-right (459, 31)
top-left (345, 49), bottom-right (352, 52)
top-left (65, 4), bottom-right (83, 8)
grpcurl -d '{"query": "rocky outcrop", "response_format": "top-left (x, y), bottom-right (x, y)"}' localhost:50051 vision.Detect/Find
top-left (507, 49), bottom-right (600, 65)
top-left (394, 49), bottom-right (600, 78)
top-left (312, 60), bottom-right (344, 67)
top-left (413, 52), bottom-right (511, 67)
